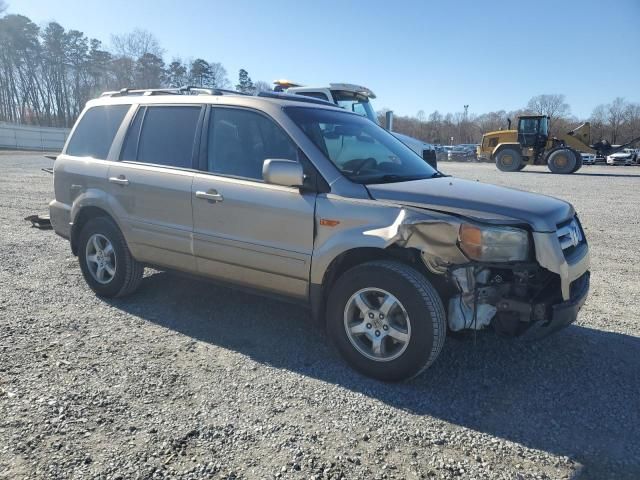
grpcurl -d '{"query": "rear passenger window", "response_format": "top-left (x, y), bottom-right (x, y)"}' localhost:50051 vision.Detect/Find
top-left (134, 106), bottom-right (201, 168)
top-left (66, 105), bottom-right (129, 159)
top-left (208, 108), bottom-right (298, 180)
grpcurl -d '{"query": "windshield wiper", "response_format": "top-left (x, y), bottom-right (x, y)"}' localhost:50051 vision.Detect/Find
top-left (366, 173), bottom-right (441, 184)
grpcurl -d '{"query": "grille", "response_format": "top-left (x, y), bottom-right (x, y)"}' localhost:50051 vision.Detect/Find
top-left (556, 217), bottom-right (584, 257)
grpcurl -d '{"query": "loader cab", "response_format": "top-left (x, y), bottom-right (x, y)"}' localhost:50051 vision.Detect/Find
top-left (517, 116), bottom-right (549, 149)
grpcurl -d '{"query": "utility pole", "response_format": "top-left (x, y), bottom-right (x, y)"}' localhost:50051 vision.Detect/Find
top-left (463, 105), bottom-right (469, 143)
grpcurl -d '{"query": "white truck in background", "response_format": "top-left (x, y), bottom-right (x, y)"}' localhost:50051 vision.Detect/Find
top-left (274, 81), bottom-right (437, 169)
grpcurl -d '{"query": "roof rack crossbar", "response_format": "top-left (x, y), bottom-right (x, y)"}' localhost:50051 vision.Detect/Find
top-left (100, 85), bottom-right (247, 98)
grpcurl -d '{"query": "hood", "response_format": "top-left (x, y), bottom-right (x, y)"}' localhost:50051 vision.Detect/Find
top-left (366, 177), bottom-right (574, 232)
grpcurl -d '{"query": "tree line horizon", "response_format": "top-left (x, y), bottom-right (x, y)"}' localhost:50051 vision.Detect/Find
top-left (1, 9), bottom-right (638, 146)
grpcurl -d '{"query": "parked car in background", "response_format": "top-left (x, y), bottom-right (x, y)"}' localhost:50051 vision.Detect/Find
top-left (607, 148), bottom-right (636, 166)
top-left (581, 152), bottom-right (596, 165)
top-left (595, 153), bottom-right (607, 164)
top-left (437, 145), bottom-right (454, 161)
top-left (448, 145), bottom-right (476, 161)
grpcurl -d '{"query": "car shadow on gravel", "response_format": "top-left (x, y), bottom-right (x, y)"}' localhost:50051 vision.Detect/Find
top-left (107, 271), bottom-right (640, 480)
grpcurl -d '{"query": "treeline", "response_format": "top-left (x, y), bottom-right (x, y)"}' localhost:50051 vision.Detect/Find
top-left (0, 14), bottom-right (268, 127)
top-left (380, 94), bottom-right (640, 146)
top-left (1, 10), bottom-right (639, 146)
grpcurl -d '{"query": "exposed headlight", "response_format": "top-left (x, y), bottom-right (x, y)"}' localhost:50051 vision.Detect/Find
top-left (458, 223), bottom-right (529, 262)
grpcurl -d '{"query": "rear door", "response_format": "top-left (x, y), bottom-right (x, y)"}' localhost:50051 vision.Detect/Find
top-left (191, 106), bottom-right (316, 298)
top-left (108, 104), bottom-right (203, 272)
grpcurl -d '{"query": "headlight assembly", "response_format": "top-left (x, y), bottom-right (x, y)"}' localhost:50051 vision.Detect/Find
top-left (458, 223), bottom-right (529, 262)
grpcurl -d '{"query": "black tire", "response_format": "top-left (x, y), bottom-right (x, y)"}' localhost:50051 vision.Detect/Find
top-left (495, 148), bottom-right (523, 172)
top-left (327, 260), bottom-right (446, 381)
top-left (517, 163), bottom-right (526, 171)
top-left (78, 216), bottom-right (144, 298)
top-left (570, 150), bottom-right (583, 173)
top-left (547, 148), bottom-right (577, 174)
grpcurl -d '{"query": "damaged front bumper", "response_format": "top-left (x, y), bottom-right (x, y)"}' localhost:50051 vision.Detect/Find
top-left (445, 220), bottom-right (590, 338)
top-left (521, 271), bottom-right (590, 339)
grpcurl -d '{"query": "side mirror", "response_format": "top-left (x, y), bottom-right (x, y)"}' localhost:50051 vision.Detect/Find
top-left (262, 159), bottom-right (304, 188)
top-left (385, 110), bottom-right (394, 132)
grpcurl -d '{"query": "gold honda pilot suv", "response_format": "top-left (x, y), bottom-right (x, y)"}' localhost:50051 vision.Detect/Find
top-left (49, 87), bottom-right (590, 381)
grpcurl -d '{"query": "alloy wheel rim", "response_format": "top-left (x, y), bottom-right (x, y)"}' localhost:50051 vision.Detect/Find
top-left (343, 288), bottom-right (411, 362)
top-left (85, 233), bottom-right (116, 284)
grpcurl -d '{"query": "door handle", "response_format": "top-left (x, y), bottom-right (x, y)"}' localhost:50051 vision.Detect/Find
top-left (108, 176), bottom-right (129, 186)
top-left (195, 190), bottom-right (224, 202)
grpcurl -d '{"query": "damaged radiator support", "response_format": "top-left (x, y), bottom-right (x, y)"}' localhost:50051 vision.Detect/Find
top-left (446, 264), bottom-right (550, 334)
top-left (448, 267), bottom-right (496, 331)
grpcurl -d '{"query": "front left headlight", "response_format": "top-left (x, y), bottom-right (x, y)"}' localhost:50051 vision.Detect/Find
top-left (458, 223), bottom-right (529, 262)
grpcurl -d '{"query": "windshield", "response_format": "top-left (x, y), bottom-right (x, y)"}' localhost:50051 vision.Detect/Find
top-left (331, 90), bottom-right (379, 124)
top-left (285, 107), bottom-right (438, 184)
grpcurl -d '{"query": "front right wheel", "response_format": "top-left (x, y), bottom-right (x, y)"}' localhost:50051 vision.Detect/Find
top-left (327, 260), bottom-right (446, 381)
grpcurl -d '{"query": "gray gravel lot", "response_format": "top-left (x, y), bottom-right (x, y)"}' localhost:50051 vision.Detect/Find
top-left (1, 152), bottom-right (639, 480)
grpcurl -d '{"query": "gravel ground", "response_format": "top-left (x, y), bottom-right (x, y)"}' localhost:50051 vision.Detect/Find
top-left (1, 152), bottom-right (639, 480)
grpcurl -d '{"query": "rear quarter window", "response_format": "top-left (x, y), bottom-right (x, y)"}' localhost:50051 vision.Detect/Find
top-left (66, 105), bottom-right (130, 159)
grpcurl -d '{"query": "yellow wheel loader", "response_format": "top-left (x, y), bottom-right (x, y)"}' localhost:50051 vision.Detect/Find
top-left (477, 116), bottom-right (640, 174)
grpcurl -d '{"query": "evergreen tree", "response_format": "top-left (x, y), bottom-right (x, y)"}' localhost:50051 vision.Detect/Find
top-left (236, 68), bottom-right (254, 94)
top-left (189, 58), bottom-right (212, 87)
top-left (166, 59), bottom-right (187, 87)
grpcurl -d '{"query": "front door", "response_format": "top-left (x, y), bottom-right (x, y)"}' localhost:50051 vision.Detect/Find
top-left (108, 104), bottom-right (203, 271)
top-left (192, 107), bottom-right (315, 298)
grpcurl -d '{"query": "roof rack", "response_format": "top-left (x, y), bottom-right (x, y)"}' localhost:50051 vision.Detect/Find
top-left (256, 91), bottom-right (336, 107)
top-left (100, 85), bottom-right (248, 98)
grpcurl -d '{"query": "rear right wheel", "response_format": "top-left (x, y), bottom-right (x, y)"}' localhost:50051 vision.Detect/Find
top-left (495, 148), bottom-right (523, 172)
top-left (78, 217), bottom-right (144, 298)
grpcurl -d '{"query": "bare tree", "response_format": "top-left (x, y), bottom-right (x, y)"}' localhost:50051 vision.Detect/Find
top-left (526, 94), bottom-right (571, 132)
top-left (208, 61), bottom-right (229, 88)
top-left (253, 80), bottom-right (272, 93)
top-left (0, 1), bottom-right (8, 14)
top-left (111, 29), bottom-right (163, 59)
top-left (607, 97), bottom-right (627, 144)
top-left (623, 103), bottom-right (640, 143)
top-left (589, 104), bottom-right (607, 142)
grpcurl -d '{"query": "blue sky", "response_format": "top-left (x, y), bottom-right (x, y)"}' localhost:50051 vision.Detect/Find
top-left (9, 0), bottom-right (640, 119)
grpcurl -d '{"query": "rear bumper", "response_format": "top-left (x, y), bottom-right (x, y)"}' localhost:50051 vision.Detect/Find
top-left (49, 199), bottom-right (71, 240)
top-left (523, 271), bottom-right (590, 339)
